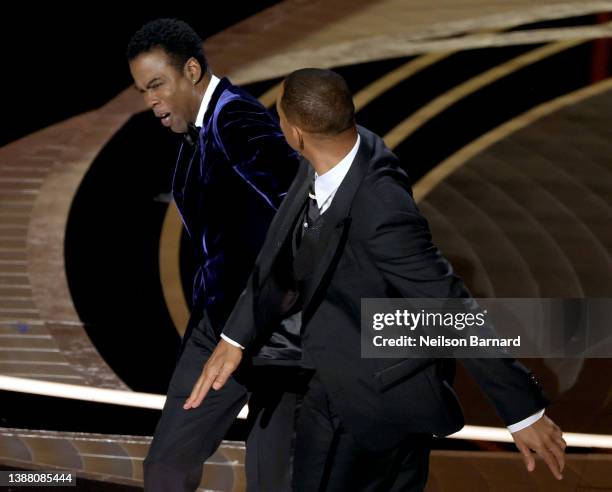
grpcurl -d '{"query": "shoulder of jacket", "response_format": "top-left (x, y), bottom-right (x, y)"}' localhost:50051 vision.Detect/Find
top-left (352, 164), bottom-right (417, 228)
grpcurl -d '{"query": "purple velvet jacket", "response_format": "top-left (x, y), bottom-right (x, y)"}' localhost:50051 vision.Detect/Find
top-left (172, 77), bottom-right (300, 354)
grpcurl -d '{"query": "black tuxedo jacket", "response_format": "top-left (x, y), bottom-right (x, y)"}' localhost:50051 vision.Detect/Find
top-left (223, 125), bottom-right (548, 451)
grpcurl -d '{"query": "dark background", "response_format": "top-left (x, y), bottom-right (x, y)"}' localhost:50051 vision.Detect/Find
top-left (1, 3), bottom-right (280, 147)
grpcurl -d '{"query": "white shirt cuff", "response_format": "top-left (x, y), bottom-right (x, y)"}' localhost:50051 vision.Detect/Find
top-left (220, 333), bottom-right (245, 350)
top-left (507, 408), bottom-right (545, 433)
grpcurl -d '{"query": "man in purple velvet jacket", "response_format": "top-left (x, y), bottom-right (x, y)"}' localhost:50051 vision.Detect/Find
top-left (128, 18), bottom-right (303, 491)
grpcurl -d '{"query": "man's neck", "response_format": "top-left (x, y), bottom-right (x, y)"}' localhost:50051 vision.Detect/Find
top-left (305, 127), bottom-right (359, 176)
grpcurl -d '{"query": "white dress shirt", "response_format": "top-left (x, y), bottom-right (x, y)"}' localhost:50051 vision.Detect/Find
top-left (313, 135), bottom-right (361, 213)
top-left (195, 74), bottom-right (220, 127)
top-left (221, 133), bottom-right (543, 432)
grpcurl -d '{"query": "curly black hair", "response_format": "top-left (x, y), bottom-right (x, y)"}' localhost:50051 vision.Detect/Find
top-left (126, 18), bottom-right (207, 75)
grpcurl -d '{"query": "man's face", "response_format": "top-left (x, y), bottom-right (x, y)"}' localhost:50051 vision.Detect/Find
top-left (129, 49), bottom-right (197, 133)
top-left (276, 84), bottom-right (301, 151)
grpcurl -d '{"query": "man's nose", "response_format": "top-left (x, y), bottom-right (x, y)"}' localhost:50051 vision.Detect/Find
top-left (144, 92), bottom-right (159, 109)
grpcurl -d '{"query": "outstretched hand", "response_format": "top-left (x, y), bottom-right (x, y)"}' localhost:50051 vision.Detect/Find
top-left (183, 339), bottom-right (243, 410)
top-left (511, 415), bottom-right (566, 480)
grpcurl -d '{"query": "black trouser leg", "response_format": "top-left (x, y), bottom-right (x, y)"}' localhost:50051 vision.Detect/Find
top-left (293, 374), bottom-right (431, 492)
top-left (246, 391), bottom-right (298, 492)
top-left (144, 316), bottom-right (248, 492)
top-left (244, 366), bottom-right (312, 492)
top-left (144, 315), bottom-right (307, 492)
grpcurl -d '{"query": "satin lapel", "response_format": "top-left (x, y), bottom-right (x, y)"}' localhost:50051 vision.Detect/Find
top-left (301, 139), bottom-right (370, 318)
top-left (258, 160), bottom-right (312, 277)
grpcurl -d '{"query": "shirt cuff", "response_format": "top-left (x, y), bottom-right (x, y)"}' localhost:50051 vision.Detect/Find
top-left (507, 408), bottom-right (545, 433)
top-left (220, 333), bottom-right (245, 350)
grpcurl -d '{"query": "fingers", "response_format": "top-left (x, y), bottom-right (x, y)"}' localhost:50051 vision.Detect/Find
top-left (183, 365), bottom-right (216, 409)
top-left (536, 443), bottom-right (563, 480)
top-left (184, 374), bottom-right (204, 410)
top-left (212, 362), bottom-right (233, 391)
top-left (553, 424), bottom-right (567, 455)
top-left (518, 432), bottom-right (564, 480)
top-left (516, 441), bottom-right (536, 472)
top-left (540, 421), bottom-right (565, 477)
top-left (549, 426), bottom-right (566, 474)
top-left (548, 439), bottom-right (565, 476)
top-left (182, 342), bottom-right (242, 410)
top-left (514, 416), bottom-right (566, 480)
top-left (555, 436), bottom-right (567, 453)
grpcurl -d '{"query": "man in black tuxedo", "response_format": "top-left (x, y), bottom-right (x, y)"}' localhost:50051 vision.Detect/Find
top-left (185, 68), bottom-right (567, 491)
top-left (127, 19), bottom-right (304, 491)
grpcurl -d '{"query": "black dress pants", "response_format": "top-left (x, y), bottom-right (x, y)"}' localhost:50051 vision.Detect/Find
top-left (144, 313), bottom-right (302, 491)
top-left (293, 374), bottom-right (431, 492)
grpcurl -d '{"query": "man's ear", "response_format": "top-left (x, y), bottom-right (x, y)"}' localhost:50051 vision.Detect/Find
top-left (184, 58), bottom-right (202, 85)
top-left (293, 126), bottom-right (304, 152)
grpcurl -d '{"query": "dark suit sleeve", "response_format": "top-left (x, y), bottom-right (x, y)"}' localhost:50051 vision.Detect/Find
top-left (215, 98), bottom-right (298, 211)
top-left (222, 270), bottom-right (259, 349)
top-left (362, 169), bottom-right (549, 426)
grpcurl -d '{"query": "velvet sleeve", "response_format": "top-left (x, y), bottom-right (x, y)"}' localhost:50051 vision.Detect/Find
top-left (215, 98), bottom-right (299, 211)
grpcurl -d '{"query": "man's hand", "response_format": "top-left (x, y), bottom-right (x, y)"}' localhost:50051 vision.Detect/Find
top-left (183, 339), bottom-right (243, 410)
top-left (511, 415), bottom-right (566, 480)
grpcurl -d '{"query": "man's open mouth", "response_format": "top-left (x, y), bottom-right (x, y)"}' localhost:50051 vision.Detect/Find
top-left (159, 113), bottom-right (171, 126)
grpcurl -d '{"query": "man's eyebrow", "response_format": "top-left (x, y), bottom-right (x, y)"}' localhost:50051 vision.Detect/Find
top-left (146, 77), bottom-right (162, 88)
top-left (133, 77), bottom-right (162, 93)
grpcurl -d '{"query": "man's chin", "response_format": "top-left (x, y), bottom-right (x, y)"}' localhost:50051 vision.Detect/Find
top-left (167, 120), bottom-right (187, 134)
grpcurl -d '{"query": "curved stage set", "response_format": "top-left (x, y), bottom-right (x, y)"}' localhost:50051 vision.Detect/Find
top-left (1, 1), bottom-right (612, 490)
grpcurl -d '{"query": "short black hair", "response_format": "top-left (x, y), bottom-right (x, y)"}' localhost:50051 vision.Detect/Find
top-left (126, 18), bottom-right (207, 75)
top-left (281, 68), bottom-right (355, 134)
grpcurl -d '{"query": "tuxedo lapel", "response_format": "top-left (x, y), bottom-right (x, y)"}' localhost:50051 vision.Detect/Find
top-left (258, 159), bottom-right (312, 276)
top-left (256, 129), bottom-right (371, 317)
top-left (300, 137), bottom-right (369, 318)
